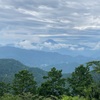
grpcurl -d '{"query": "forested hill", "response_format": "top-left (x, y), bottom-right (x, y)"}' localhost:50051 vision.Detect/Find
top-left (0, 59), bottom-right (70, 85)
top-left (0, 59), bottom-right (47, 85)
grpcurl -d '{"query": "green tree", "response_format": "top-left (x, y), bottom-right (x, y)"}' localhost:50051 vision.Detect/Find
top-left (38, 67), bottom-right (66, 97)
top-left (0, 82), bottom-right (10, 96)
top-left (87, 61), bottom-right (100, 73)
top-left (12, 70), bottom-right (37, 95)
top-left (67, 65), bottom-right (93, 97)
top-left (87, 61), bottom-right (100, 99)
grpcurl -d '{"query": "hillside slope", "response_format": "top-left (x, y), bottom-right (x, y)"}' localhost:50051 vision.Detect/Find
top-left (0, 59), bottom-right (47, 85)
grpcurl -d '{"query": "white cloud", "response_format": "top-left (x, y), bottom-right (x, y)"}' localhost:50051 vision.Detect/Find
top-left (38, 5), bottom-right (53, 10)
top-left (10, 39), bottom-right (85, 51)
top-left (42, 42), bottom-right (68, 50)
top-left (74, 25), bottom-right (100, 30)
top-left (0, 33), bottom-right (40, 45)
top-left (16, 40), bottom-right (33, 49)
top-left (0, 0), bottom-right (100, 51)
top-left (74, 16), bottom-right (100, 30)
top-left (70, 46), bottom-right (84, 51)
top-left (0, 4), bottom-right (14, 9)
top-left (17, 8), bottom-right (41, 17)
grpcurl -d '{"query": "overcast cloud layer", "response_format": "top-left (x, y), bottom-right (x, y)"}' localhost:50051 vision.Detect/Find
top-left (0, 0), bottom-right (100, 50)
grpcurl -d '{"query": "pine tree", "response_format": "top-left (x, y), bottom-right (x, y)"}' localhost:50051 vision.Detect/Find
top-left (38, 67), bottom-right (66, 97)
top-left (67, 65), bottom-right (93, 96)
top-left (12, 70), bottom-right (37, 95)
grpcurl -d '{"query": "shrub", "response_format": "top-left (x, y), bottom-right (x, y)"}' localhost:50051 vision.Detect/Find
top-left (0, 94), bottom-right (22, 100)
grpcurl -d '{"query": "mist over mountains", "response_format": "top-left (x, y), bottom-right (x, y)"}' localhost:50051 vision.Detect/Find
top-left (5, 39), bottom-right (100, 57)
top-left (0, 0), bottom-right (100, 74)
top-left (0, 43), bottom-right (99, 73)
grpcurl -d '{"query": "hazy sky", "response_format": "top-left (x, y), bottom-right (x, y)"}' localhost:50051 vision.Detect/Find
top-left (0, 0), bottom-right (100, 50)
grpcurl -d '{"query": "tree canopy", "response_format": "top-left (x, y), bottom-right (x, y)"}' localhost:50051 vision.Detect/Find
top-left (12, 70), bottom-right (37, 95)
top-left (38, 67), bottom-right (66, 97)
top-left (67, 65), bottom-right (93, 97)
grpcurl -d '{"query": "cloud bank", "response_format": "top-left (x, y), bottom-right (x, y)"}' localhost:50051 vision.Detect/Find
top-left (0, 0), bottom-right (100, 50)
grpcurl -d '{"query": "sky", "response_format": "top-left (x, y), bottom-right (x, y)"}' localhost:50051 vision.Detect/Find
top-left (0, 0), bottom-right (100, 51)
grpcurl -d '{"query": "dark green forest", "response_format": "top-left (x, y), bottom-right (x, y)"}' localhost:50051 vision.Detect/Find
top-left (0, 59), bottom-right (100, 100)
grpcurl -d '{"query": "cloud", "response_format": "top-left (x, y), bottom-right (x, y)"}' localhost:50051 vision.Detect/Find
top-left (16, 40), bottom-right (34, 49)
top-left (0, 33), bottom-right (41, 46)
top-left (0, 0), bottom-right (100, 50)
top-left (74, 16), bottom-right (100, 30)
top-left (14, 39), bottom-right (85, 51)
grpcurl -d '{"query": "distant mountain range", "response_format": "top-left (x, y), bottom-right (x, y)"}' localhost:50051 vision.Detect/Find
top-left (5, 39), bottom-right (100, 56)
top-left (0, 46), bottom-right (98, 73)
top-left (15, 39), bottom-right (100, 57)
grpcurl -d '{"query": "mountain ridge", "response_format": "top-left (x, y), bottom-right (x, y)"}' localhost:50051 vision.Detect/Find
top-left (0, 46), bottom-right (95, 73)
top-left (0, 58), bottom-right (71, 85)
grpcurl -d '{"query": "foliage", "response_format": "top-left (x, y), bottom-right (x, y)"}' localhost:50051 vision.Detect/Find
top-left (0, 82), bottom-right (11, 96)
top-left (38, 67), bottom-right (66, 97)
top-left (0, 94), bottom-right (59, 100)
top-left (0, 59), bottom-right (27, 83)
top-left (0, 59), bottom-right (47, 86)
top-left (0, 94), bottom-right (22, 100)
top-left (87, 61), bottom-right (100, 73)
top-left (87, 61), bottom-right (100, 99)
top-left (12, 70), bottom-right (37, 95)
top-left (67, 65), bottom-right (93, 97)
top-left (90, 83), bottom-right (100, 99)
top-left (18, 92), bottom-right (45, 100)
top-left (61, 95), bottom-right (96, 100)
top-left (0, 59), bottom-right (100, 99)
top-left (19, 92), bottom-right (34, 100)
